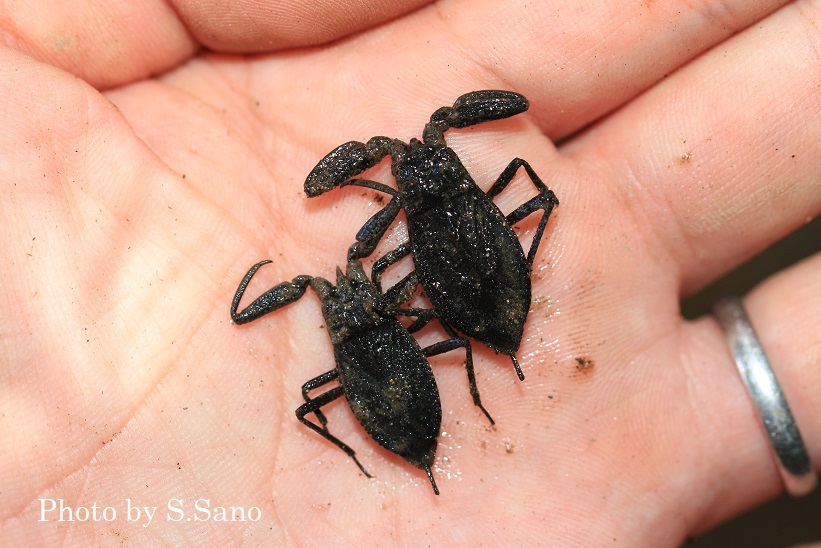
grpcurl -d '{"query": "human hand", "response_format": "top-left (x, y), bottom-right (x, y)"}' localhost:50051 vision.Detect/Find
top-left (1, 0), bottom-right (818, 544)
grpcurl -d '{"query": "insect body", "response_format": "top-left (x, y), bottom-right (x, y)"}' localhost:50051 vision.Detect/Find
top-left (305, 90), bottom-right (559, 384)
top-left (231, 249), bottom-right (478, 494)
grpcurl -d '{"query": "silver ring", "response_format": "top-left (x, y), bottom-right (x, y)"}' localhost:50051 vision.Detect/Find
top-left (713, 297), bottom-right (817, 497)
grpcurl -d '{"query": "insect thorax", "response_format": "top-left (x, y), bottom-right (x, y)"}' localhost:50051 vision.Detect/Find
top-left (395, 142), bottom-right (475, 215)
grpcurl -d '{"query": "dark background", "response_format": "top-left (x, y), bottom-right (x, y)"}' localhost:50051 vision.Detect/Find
top-left (682, 217), bottom-right (820, 546)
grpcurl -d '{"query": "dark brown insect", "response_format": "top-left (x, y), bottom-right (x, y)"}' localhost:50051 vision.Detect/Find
top-left (231, 248), bottom-right (478, 495)
top-left (305, 90), bottom-right (559, 408)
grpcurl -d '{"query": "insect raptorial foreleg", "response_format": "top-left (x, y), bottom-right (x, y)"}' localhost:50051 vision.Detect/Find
top-left (296, 385), bottom-right (372, 478)
top-left (486, 158), bottom-right (559, 269)
top-left (304, 136), bottom-right (395, 197)
top-left (231, 260), bottom-right (313, 324)
top-left (423, 90), bottom-right (530, 146)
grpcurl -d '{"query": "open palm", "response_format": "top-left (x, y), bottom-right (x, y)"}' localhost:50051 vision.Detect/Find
top-left (2, 1), bottom-right (819, 544)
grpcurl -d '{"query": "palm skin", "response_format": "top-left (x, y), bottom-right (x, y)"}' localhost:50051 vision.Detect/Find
top-left (1, 1), bottom-right (819, 544)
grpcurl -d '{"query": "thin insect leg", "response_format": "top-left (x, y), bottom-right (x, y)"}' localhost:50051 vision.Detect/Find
top-left (487, 158), bottom-right (547, 196)
top-left (382, 271), bottom-right (420, 310)
top-left (392, 304), bottom-right (494, 418)
top-left (402, 308), bottom-right (436, 334)
top-left (340, 178), bottom-right (398, 197)
top-left (424, 323), bottom-right (495, 425)
top-left (296, 386), bottom-right (373, 478)
top-left (384, 293), bottom-right (435, 333)
top-left (231, 260), bottom-right (313, 324)
top-left (506, 189), bottom-right (558, 268)
top-left (301, 370), bottom-right (339, 430)
top-left (506, 192), bottom-right (552, 225)
top-left (522, 192), bottom-right (556, 269)
top-left (343, 191), bottom-right (402, 260)
top-left (371, 241), bottom-right (412, 292)
top-left (486, 158), bottom-right (559, 270)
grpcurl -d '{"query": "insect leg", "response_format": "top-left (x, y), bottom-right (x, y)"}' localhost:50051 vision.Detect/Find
top-left (371, 241), bottom-right (412, 292)
top-left (337, 180), bottom-right (401, 260)
top-left (423, 323), bottom-right (495, 425)
top-left (296, 385), bottom-right (373, 478)
top-left (390, 305), bottom-right (435, 334)
top-left (231, 260), bottom-right (313, 324)
top-left (423, 91), bottom-right (529, 145)
top-left (304, 137), bottom-right (395, 197)
top-left (381, 270), bottom-right (420, 311)
top-left (393, 304), bottom-right (495, 425)
top-left (486, 158), bottom-right (559, 269)
top-left (301, 369), bottom-right (340, 431)
top-left (340, 178), bottom-right (398, 197)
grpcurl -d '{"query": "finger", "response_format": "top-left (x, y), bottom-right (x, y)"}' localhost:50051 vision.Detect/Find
top-left (1, 0), bottom-right (434, 88)
top-left (170, 0), bottom-right (433, 52)
top-left (684, 252), bottom-right (821, 534)
top-left (0, 1), bottom-right (197, 88)
top-left (153, 0), bottom-right (792, 140)
top-left (744, 253), bottom-right (821, 481)
top-left (563, 1), bottom-right (821, 293)
top-left (0, 47), bottom-right (230, 515)
top-left (428, 0), bottom-right (791, 138)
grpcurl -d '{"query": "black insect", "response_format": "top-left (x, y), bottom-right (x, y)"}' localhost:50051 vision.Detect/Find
top-left (304, 90), bottom-right (559, 388)
top-left (231, 247), bottom-right (481, 495)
